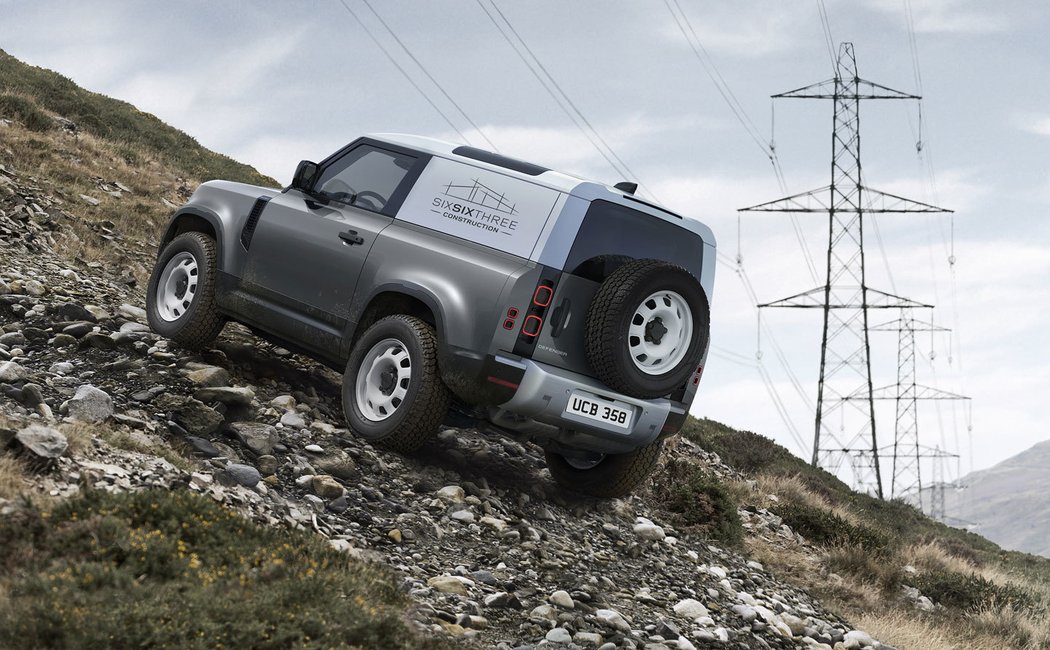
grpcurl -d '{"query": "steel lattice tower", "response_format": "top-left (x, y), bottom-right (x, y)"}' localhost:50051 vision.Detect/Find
top-left (870, 311), bottom-right (969, 504)
top-left (739, 43), bottom-right (951, 497)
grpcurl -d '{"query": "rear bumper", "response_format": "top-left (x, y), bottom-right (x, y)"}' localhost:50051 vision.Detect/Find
top-left (491, 356), bottom-right (684, 454)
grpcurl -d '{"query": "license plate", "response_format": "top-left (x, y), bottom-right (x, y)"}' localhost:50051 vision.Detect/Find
top-left (565, 391), bottom-right (634, 430)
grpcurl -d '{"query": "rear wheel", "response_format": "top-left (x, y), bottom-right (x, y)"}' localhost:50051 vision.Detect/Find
top-left (146, 232), bottom-right (225, 349)
top-left (545, 440), bottom-right (663, 497)
top-left (342, 315), bottom-right (450, 453)
top-left (585, 259), bottom-right (709, 399)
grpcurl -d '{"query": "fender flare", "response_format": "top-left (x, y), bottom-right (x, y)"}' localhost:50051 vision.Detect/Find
top-left (158, 206), bottom-right (226, 269)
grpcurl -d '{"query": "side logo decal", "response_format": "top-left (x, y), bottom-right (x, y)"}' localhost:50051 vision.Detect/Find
top-left (430, 178), bottom-right (520, 237)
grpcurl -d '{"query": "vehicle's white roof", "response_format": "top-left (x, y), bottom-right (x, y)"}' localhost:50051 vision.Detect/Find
top-left (370, 133), bottom-right (716, 246)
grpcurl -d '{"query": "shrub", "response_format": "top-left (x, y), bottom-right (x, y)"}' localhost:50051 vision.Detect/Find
top-left (0, 94), bottom-right (54, 132)
top-left (825, 545), bottom-right (904, 590)
top-left (910, 568), bottom-right (1040, 613)
top-left (653, 459), bottom-right (743, 545)
top-left (773, 501), bottom-right (889, 551)
top-left (0, 489), bottom-right (451, 650)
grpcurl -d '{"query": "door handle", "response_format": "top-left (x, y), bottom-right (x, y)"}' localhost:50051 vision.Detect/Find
top-left (339, 230), bottom-right (364, 246)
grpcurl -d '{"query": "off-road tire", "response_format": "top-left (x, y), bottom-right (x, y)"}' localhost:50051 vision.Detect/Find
top-left (146, 232), bottom-right (225, 349)
top-left (585, 259), bottom-right (709, 399)
top-left (342, 315), bottom-right (450, 453)
top-left (545, 440), bottom-right (664, 498)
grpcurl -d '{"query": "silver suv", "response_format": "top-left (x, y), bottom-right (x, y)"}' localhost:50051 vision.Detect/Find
top-left (146, 135), bottom-right (716, 496)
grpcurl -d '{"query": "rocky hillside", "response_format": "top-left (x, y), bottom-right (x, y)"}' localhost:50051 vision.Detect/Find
top-left (932, 440), bottom-right (1050, 557)
top-left (3, 51), bottom-right (1050, 650)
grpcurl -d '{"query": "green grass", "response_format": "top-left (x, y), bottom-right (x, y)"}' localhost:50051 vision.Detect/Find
top-left (0, 93), bottom-right (55, 132)
top-left (682, 417), bottom-right (1001, 554)
top-left (909, 568), bottom-right (1040, 613)
top-left (0, 490), bottom-right (451, 650)
top-left (771, 501), bottom-right (888, 551)
top-left (652, 458), bottom-right (743, 545)
top-left (0, 48), bottom-right (276, 186)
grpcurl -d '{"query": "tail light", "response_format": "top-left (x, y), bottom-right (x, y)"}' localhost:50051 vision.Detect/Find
top-left (520, 280), bottom-right (555, 339)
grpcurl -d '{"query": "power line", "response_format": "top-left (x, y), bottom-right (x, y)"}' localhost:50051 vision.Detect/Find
top-left (359, 0), bottom-right (501, 153)
top-left (816, 0), bottom-right (838, 72)
top-left (334, 0), bottom-right (476, 147)
top-left (474, 0), bottom-right (655, 198)
top-left (666, 0), bottom-right (820, 284)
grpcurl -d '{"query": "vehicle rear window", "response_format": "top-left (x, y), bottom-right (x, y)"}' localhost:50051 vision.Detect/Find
top-left (564, 200), bottom-right (703, 280)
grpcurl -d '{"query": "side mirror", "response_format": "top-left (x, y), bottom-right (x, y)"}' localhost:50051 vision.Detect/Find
top-left (291, 160), bottom-right (319, 193)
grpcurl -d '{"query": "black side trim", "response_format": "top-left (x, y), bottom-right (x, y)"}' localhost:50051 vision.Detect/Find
top-left (239, 196), bottom-right (272, 250)
top-left (452, 146), bottom-right (549, 176)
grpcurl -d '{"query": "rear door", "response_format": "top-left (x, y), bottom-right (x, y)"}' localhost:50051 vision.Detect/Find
top-left (241, 143), bottom-right (424, 353)
top-left (530, 200), bottom-right (706, 376)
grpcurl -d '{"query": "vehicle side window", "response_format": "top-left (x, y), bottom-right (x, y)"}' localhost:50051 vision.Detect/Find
top-left (314, 145), bottom-right (416, 216)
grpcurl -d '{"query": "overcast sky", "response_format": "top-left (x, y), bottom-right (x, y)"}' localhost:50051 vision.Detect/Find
top-left (2, 0), bottom-right (1048, 494)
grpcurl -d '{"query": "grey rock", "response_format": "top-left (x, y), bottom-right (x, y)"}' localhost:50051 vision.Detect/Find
top-left (545, 627), bottom-right (572, 644)
top-left (194, 386), bottom-right (254, 406)
top-left (222, 463), bottom-right (261, 487)
top-left (15, 424), bottom-right (68, 459)
top-left (279, 410), bottom-right (306, 428)
top-left (48, 302), bottom-right (97, 323)
top-left (49, 361), bottom-right (74, 374)
top-left (672, 598), bottom-right (708, 620)
top-left (80, 332), bottom-right (116, 350)
top-left (0, 361), bottom-right (27, 383)
top-left (550, 590), bottom-right (574, 609)
top-left (185, 366), bottom-right (229, 387)
top-left (313, 451), bottom-right (359, 480)
top-left (633, 517), bottom-right (666, 541)
top-left (731, 604), bottom-right (758, 622)
top-left (186, 436), bottom-right (221, 457)
top-left (311, 475), bottom-right (345, 499)
top-left (228, 422), bottom-right (278, 456)
top-left (24, 280), bottom-right (45, 297)
top-left (51, 334), bottom-right (77, 348)
top-left (163, 396), bottom-right (223, 436)
top-left (117, 304), bottom-right (147, 322)
top-left (67, 384), bottom-right (114, 423)
top-left (256, 454), bottom-right (279, 475)
top-left (0, 331), bottom-right (26, 346)
top-left (61, 322), bottom-right (94, 338)
top-left (327, 495), bottom-right (350, 513)
top-left (483, 591), bottom-right (522, 609)
top-left (19, 383), bottom-right (44, 407)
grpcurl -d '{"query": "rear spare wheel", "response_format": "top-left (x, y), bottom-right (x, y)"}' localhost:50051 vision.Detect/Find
top-left (585, 259), bottom-right (709, 399)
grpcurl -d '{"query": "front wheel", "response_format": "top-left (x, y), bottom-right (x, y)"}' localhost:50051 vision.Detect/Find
top-left (545, 440), bottom-right (663, 498)
top-left (342, 315), bottom-right (450, 453)
top-left (146, 232), bottom-right (225, 349)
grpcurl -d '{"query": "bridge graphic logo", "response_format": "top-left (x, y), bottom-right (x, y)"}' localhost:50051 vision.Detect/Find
top-left (442, 179), bottom-right (517, 216)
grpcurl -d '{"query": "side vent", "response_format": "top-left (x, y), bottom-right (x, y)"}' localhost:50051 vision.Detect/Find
top-left (239, 196), bottom-right (272, 250)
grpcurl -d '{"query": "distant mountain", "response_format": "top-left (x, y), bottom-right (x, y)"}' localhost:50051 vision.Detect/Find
top-left (940, 439), bottom-right (1050, 557)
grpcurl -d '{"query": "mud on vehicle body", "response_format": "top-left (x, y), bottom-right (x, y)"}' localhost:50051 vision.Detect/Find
top-left (146, 134), bottom-right (716, 497)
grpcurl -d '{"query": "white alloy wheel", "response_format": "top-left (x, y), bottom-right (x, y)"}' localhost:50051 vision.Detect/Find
top-left (155, 251), bottom-right (199, 322)
top-left (355, 338), bottom-right (412, 422)
top-left (628, 290), bottom-right (693, 375)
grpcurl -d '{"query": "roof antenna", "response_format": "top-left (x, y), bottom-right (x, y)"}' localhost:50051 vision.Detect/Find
top-left (614, 181), bottom-right (638, 194)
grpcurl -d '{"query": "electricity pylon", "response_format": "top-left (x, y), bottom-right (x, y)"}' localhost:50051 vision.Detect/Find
top-left (739, 42), bottom-right (952, 498)
top-left (870, 310), bottom-right (970, 503)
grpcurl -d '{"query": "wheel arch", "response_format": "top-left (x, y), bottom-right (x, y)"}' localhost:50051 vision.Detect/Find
top-left (348, 286), bottom-right (445, 354)
top-left (159, 207), bottom-right (225, 269)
